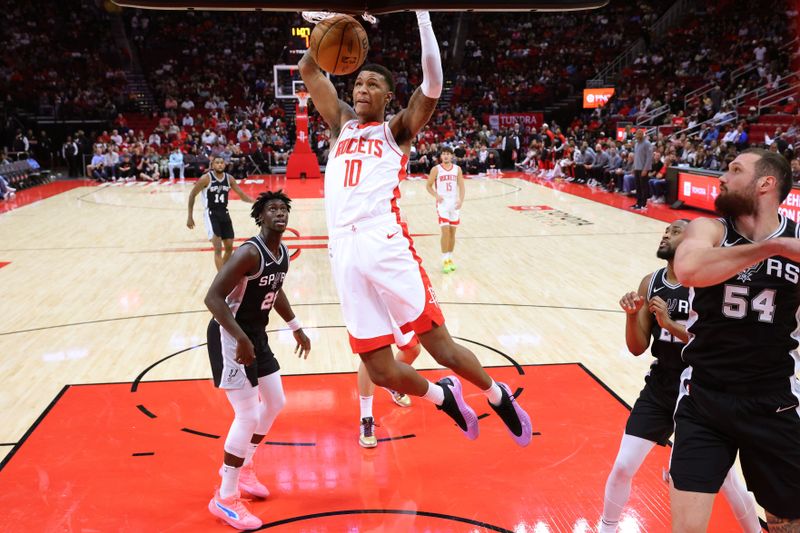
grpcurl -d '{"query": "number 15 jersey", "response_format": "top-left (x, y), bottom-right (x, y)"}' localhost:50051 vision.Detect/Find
top-left (682, 215), bottom-right (800, 386)
top-left (325, 120), bottom-right (408, 230)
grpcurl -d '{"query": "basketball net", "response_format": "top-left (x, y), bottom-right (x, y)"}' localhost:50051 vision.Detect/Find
top-left (302, 11), bottom-right (377, 24)
top-left (296, 91), bottom-right (310, 109)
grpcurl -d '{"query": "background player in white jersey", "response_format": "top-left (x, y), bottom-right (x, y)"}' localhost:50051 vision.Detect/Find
top-left (356, 328), bottom-right (421, 448)
top-left (426, 146), bottom-right (465, 273)
top-left (187, 156), bottom-right (254, 271)
top-left (204, 190), bottom-right (311, 530)
top-left (299, 11), bottom-right (531, 446)
top-left (599, 219), bottom-right (759, 533)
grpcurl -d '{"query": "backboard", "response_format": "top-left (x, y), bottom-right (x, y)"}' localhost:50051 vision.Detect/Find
top-left (274, 64), bottom-right (328, 100)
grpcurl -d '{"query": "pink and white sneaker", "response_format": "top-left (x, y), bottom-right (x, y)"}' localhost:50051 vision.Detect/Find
top-left (218, 464), bottom-right (269, 499)
top-left (208, 489), bottom-right (262, 530)
top-left (238, 463), bottom-right (269, 499)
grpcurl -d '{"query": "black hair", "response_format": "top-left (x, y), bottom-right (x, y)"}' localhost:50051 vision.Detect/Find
top-left (440, 146), bottom-right (454, 154)
top-left (742, 148), bottom-right (792, 202)
top-left (251, 189), bottom-right (292, 226)
top-left (359, 63), bottom-right (395, 93)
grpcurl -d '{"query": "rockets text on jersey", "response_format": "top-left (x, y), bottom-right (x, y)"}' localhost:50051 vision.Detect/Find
top-left (324, 120), bottom-right (408, 230)
top-left (435, 163), bottom-right (460, 200)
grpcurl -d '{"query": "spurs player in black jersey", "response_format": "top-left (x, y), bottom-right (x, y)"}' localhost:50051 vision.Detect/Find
top-left (204, 190), bottom-right (311, 530)
top-left (671, 149), bottom-right (800, 532)
top-left (599, 220), bottom-right (758, 533)
top-left (187, 156), bottom-right (254, 271)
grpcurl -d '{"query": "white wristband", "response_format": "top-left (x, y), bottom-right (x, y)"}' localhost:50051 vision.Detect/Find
top-left (286, 317), bottom-right (302, 331)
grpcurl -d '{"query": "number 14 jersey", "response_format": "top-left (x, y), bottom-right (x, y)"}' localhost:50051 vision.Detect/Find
top-left (325, 120), bottom-right (408, 230)
top-left (682, 215), bottom-right (800, 385)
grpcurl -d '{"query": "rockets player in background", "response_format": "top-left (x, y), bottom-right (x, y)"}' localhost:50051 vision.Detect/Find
top-left (427, 146), bottom-right (465, 273)
top-left (299, 11), bottom-right (531, 446)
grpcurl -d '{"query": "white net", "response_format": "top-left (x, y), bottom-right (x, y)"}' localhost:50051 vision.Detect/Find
top-left (301, 11), bottom-right (377, 24)
top-left (296, 91), bottom-right (310, 108)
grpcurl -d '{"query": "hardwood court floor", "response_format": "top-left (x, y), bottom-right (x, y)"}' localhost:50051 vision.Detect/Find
top-left (0, 174), bottom-right (743, 531)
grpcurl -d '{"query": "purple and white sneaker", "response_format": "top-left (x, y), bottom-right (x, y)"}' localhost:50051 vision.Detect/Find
top-left (436, 376), bottom-right (479, 440)
top-left (489, 383), bottom-right (532, 447)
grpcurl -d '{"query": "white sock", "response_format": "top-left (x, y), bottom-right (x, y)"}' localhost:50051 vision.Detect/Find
top-left (422, 381), bottom-right (444, 406)
top-left (483, 381), bottom-right (503, 405)
top-left (720, 468), bottom-right (761, 533)
top-left (442, 253), bottom-right (448, 262)
top-left (220, 464), bottom-right (240, 499)
top-left (601, 434), bottom-right (655, 529)
top-left (243, 442), bottom-right (258, 467)
top-left (359, 395), bottom-right (373, 419)
top-left (445, 252), bottom-right (452, 260)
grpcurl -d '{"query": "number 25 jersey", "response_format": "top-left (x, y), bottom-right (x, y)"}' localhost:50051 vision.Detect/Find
top-left (325, 120), bottom-right (407, 230)
top-left (682, 215), bottom-right (800, 385)
top-left (225, 235), bottom-right (289, 331)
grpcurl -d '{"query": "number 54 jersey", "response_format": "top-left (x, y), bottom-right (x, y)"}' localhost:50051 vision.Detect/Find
top-left (682, 215), bottom-right (800, 386)
top-left (324, 119), bottom-right (408, 230)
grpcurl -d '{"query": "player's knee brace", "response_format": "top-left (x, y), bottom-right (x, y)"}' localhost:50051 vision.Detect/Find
top-left (224, 389), bottom-right (260, 458)
top-left (255, 374), bottom-right (286, 435)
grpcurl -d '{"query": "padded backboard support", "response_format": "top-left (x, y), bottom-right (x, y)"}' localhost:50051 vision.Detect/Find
top-left (111, 0), bottom-right (609, 12)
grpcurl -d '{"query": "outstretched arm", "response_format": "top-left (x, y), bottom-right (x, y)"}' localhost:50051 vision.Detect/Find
top-left (229, 176), bottom-right (253, 203)
top-left (673, 217), bottom-right (799, 287)
top-left (390, 11), bottom-right (443, 146)
top-left (298, 51), bottom-right (355, 138)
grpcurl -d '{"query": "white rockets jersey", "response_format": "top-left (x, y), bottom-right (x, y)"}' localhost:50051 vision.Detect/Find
top-left (435, 163), bottom-right (460, 200)
top-left (325, 119), bottom-right (408, 229)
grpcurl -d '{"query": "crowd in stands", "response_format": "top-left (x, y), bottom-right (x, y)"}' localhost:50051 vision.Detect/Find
top-left (593, 1), bottom-right (796, 142)
top-left (3, 0), bottom-right (800, 205)
top-left (0, 0), bottom-right (131, 119)
top-left (453, 1), bottom-right (670, 116)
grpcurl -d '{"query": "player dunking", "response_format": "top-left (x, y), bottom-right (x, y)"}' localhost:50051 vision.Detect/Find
top-left (426, 146), bottom-right (465, 273)
top-left (204, 190), bottom-right (311, 530)
top-left (299, 11), bottom-right (531, 445)
top-left (599, 219), bottom-right (759, 533)
top-left (671, 149), bottom-right (800, 532)
top-left (187, 156), bottom-right (254, 271)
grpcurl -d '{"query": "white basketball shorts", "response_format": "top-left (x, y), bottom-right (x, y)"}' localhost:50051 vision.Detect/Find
top-left (328, 213), bottom-right (444, 353)
top-left (437, 198), bottom-right (460, 226)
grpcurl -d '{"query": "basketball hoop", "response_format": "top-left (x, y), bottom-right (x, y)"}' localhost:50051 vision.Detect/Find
top-left (302, 10), bottom-right (377, 24)
top-left (296, 91), bottom-right (310, 109)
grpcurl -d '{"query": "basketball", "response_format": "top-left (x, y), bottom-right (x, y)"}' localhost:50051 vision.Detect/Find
top-left (309, 14), bottom-right (369, 76)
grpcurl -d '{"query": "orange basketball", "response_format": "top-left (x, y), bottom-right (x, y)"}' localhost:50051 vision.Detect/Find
top-left (309, 14), bottom-right (369, 76)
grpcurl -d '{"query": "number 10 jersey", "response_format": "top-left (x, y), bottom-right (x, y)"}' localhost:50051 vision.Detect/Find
top-left (325, 120), bottom-right (407, 230)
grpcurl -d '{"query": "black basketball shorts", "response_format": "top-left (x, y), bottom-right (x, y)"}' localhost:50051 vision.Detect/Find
top-left (204, 209), bottom-right (234, 240)
top-left (207, 319), bottom-right (280, 389)
top-left (625, 375), bottom-right (679, 446)
top-left (670, 375), bottom-right (800, 519)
